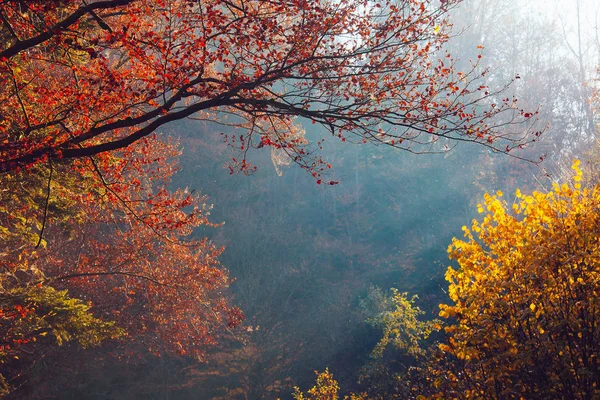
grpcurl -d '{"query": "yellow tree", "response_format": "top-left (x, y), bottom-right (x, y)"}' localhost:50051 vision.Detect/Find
top-left (432, 160), bottom-right (600, 399)
top-left (292, 369), bottom-right (367, 400)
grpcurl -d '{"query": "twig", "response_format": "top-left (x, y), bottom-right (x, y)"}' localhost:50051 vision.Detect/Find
top-left (35, 161), bottom-right (53, 248)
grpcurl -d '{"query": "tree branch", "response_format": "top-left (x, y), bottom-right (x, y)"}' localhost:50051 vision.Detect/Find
top-left (0, 0), bottom-right (135, 60)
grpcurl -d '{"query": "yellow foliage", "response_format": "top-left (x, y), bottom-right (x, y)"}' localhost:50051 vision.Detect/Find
top-left (366, 289), bottom-right (440, 359)
top-left (431, 160), bottom-right (600, 399)
top-left (292, 369), bottom-right (368, 400)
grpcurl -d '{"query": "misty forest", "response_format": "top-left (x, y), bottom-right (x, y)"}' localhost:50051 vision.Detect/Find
top-left (2, 0), bottom-right (600, 399)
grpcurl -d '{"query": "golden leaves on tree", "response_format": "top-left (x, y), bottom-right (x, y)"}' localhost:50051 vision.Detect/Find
top-left (432, 160), bottom-right (600, 399)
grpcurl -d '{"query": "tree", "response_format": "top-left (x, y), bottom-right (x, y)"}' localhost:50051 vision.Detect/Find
top-left (353, 287), bottom-right (439, 400)
top-left (0, 0), bottom-right (540, 178)
top-left (292, 369), bottom-right (367, 400)
top-left (0, 136), bottom-right (243, 395)
top-left (431, 160), bottom-right (600, 399)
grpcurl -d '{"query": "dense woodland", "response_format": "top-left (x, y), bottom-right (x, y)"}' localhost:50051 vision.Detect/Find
top-left (1, 0), bottom-right (600, 399)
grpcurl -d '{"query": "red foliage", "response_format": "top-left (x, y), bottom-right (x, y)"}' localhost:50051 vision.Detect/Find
top-left (0, 138), bottom-right (242, 371)
top-left (43, 138), bottom-right (244, 358)
top-left (0, 0), bottom-right (541, 182)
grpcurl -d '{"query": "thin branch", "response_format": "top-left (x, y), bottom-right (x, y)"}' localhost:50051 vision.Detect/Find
top-left (35, 161), bottom-right (53, 249)
top-left (52, 271), bottom-right (172, 288)
top-left (83, 0), bottom-right (114, 32)
top-left (9, 68), bottom-right (31, 129)
top-left (85, 154), bottom-right (201, 248)
top-left (0, 10), bottom-right (19, 42)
